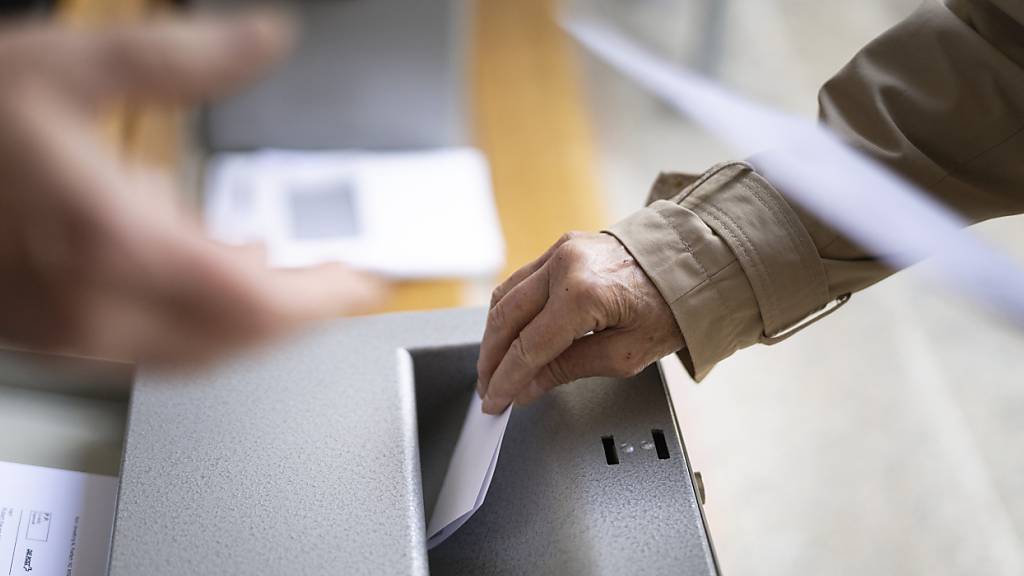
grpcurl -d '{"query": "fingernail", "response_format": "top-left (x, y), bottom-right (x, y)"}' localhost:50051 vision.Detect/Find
top-left (481, 394), bottom-right (507, 415)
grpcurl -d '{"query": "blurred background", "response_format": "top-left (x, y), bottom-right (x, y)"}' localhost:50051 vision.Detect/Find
top-left (1, 0), bottom-right (1023, 574)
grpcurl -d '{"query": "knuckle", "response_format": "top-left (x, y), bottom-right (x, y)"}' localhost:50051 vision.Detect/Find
top-left (553, 239), bottom-right (588, 269)
top-left (486, 299), bottom-right (509, 332)
top-left (509, 335), bottom-right (538, 369)
top-left (543, 360), bottom-right (571, 388)
top-left (488, 286), bottom-right (504, 309)
top-left (558, 231), bottom-right (583, 245)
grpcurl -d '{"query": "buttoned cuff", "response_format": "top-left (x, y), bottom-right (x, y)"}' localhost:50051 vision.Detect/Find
top-left (606, 162), bottom-right (833, 380)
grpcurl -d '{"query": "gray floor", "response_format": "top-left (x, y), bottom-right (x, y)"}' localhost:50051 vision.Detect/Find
top-left (569, 1), bottom-right (1024, 574)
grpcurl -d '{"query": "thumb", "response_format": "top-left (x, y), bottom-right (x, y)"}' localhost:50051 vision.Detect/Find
top-left (87, 10), bottom-right (293, 104)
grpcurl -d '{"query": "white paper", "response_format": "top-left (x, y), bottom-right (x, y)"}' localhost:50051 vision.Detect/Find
top-left (204, 147), bottom-right (506, 279)
top-left (426, 395), bottom-right (511, 549)
top-left (0, 461), bottom-right (118, 576)
top-left (564, 18), bottom-right (1024, 328)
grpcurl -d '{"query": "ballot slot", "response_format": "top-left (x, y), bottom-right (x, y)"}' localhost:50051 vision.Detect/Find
top-left (652, 428), bottom-right (671, 460)
top-left (405, 342), bottom-right (719, 576)
top-left (408, 343), bottom-right (480, 524)
top-left (601, 435), bottom-right (620, 465)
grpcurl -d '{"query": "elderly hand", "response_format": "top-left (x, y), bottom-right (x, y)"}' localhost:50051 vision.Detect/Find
top-left (0, 13), bottom-right (384, 363)
top-left (476, 232), bottom-right (684, 414)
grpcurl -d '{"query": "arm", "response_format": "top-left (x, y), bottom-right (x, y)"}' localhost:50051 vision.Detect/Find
top-left (608, 0), bottom-right (1024, 380)
top-left (477, 0), bottom-right (1024, 412)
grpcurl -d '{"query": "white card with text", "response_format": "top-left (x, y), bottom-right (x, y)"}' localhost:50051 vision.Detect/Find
top-left (0, 462), bottom-right (118, 576)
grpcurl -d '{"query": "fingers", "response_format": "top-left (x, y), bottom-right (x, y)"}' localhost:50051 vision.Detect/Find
top-left (510, 332), bottom-right (617, 406)
top-left (488, 232), bottom-right (581, 309)
top-left (476, 265), bottom-right (551, 398)
top-left (481, 297), bottom-right (594, 414)
top-left (477, 232), bottom-right (584, 397)
top-left (85, 11), bottom-right (293, 104)
top-left (194, 248), bottom-right (386, 330)
top-left (511, 329), bottom-right (651, 406)
top-left (121, 247), bottom-right (386, 365)
top-left (257, 263), bottom-right (389, 323)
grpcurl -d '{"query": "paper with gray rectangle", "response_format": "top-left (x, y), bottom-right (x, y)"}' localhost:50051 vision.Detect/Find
top-left (426, 395), bottom-right (511, 549)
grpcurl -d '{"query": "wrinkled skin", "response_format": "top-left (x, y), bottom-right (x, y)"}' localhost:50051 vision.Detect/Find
top-left (477, 231), bottom-right (685, 414)
top-left (0, 14), bottom-right (384, 364)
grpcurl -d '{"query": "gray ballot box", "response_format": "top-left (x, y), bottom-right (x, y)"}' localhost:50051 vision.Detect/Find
top-left (108, 308), bottom-right (719, 575)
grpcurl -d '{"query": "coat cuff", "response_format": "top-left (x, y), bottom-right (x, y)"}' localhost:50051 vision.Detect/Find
top-left (606, 162), bottom-right (832, 380)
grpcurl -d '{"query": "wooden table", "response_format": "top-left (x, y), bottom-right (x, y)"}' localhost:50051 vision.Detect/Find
top-left (60, 0), bottom-right (607, 312)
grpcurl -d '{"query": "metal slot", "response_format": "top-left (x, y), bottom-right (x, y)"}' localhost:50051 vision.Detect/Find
top-left (601, 435), bottom-right (619, 465)
top-left (651, 429), bottom-right (670, 460)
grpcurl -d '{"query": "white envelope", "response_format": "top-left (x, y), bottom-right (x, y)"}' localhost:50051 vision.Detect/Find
top-left (426, 395), bottom-right (511, 549)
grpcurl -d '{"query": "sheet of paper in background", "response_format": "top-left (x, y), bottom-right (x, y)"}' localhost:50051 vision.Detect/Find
top-left (0, 461), bottom-right (118, 576)
top-left (204, 147), bottom-right (505, 279)
top-left (426, 395), bottom-right (511, 550)
top-left (564, 18), bottom-right (1024, 328)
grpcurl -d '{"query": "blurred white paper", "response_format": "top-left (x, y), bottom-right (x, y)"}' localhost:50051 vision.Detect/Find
top-left (564, 19), bottom-right (1024, 328)
top-left (0, 461), bottom-right (118, 576)
top-left (426, 395), bottom-right (511, 549)
top-left (205, 147), bottom-right (505, 279)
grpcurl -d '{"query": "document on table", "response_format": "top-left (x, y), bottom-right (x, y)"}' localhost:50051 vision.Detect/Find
top-left (204, 147), bottom-right (505, 280)
top-left (426, 395), bottom-right (511, 549)
top-left (563, 18), bottom-right (1024, 328)
top-left (0, 461), bottom-right (118, 576)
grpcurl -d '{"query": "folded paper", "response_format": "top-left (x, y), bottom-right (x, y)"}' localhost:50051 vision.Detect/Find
top-left (426, 395), bottom-right (511, 549)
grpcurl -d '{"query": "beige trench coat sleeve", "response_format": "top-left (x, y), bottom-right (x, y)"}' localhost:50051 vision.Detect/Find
top-left (605, 0), bottom-right (1024, 381)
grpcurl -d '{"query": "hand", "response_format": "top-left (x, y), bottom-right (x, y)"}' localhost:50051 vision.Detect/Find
top-left (476, 232), bottom-right (684, 414)
top-left (0, 14), bottom-right (385, 364)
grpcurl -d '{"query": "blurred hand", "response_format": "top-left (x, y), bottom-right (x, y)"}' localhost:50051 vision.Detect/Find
top-left (0, 14), bottom-right (384, 364)
top-left (477, 232), bottom-right (684, 414)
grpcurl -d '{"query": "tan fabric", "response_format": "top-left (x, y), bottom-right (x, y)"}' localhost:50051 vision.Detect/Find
top-left (606, 0), bottom-right (1024, 380)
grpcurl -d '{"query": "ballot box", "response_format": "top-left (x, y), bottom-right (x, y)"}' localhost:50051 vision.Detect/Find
top-left (108, 308), bottom-right (718, 575)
